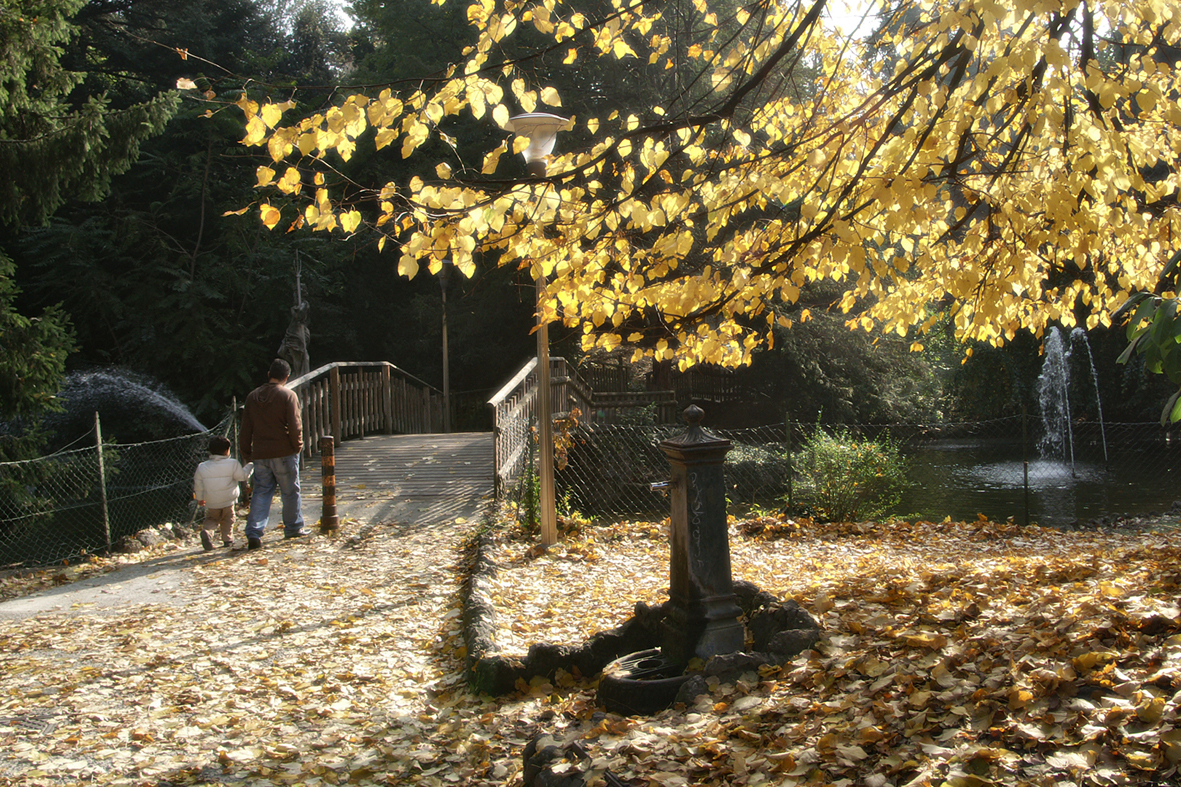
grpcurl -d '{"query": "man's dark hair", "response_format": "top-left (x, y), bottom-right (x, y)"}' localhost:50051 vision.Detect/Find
top-left (208, 435), bottom-right (231, 455)
top-left (269, 358), bottom-right (291, 381)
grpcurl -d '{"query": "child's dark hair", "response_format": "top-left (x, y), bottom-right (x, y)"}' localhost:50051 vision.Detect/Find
top-left (208, 435), bottom-right (232, 455)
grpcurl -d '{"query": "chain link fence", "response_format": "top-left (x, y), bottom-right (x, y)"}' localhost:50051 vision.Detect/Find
top-left (0, 412), bottom-right (234, 568)
top-left (535, 416), bottom-right (1181, 527)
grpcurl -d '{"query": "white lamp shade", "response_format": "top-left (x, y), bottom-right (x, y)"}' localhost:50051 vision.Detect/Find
top-left (505, 112), bottom-right (570, 165)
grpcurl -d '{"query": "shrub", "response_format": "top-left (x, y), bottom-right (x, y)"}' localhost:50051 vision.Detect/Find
top-left (724, 442), bottom-right (790, 503)
top-left (795, 428), bottom-right (907, 522)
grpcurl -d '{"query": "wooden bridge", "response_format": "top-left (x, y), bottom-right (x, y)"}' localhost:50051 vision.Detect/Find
top-left (299, 432), bottom-right (494, 527)
top-left (285, 362), bottom-right (493, 525)
top-left (283, 359), bottom-right (690, 525)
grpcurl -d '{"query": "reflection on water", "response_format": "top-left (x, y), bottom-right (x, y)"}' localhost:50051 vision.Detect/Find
top-left (894, 437), bottom-right (1181, 526)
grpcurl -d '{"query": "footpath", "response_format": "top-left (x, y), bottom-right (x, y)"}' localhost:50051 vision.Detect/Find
top-left (0, 433), bottom-right (493, 620)
top-left (0, 438), bottom-right (502, 786)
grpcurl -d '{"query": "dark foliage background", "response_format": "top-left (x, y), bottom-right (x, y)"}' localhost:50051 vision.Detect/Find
top-left (2, 0), bottom-right (1173, 437)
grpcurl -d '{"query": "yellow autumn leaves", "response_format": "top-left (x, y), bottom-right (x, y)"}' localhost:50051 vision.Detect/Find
top-left (229, 0), bottom-right (1181, 369)
top-left (482, 514), bottom-right (1181, 784)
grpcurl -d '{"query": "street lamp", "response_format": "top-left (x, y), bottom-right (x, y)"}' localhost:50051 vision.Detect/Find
top-left (505, 113), bottom-right (569, 176)
top-left (438, 257), bottom-right (452, 434)
top-left (506, 112), bottom-right (568, 547)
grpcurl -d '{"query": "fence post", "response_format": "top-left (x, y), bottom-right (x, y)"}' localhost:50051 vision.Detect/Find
top-left (784, 413), bottom-right (794, 515)
top-left (330, 365), bottom-right (342, 447)
top-left (319, 435), bottom-right (339, 533)
top-left (230, 397), bottom-right (238, 460)
top-left (95, 412), bottom-right (111, 552)
top-left (1022, 404), bottom-right (1030, 527)
top-left (382, 364), bottom-right (393, 435)
top-left (357, 369), bottom-right (366, 440)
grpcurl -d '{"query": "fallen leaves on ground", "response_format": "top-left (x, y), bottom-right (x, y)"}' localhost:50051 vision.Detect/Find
top-left (483, 516), bottom-right (1181, 786)
top-left (0, 553), bottom-right (138, 602)
top-left (0, 514), bottom-right (1178, 786)
top-left (0, 520), bottom-right (515, 786)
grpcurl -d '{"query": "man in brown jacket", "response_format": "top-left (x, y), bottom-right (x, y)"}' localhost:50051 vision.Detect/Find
top-left (241, 359), bottom-right (307, 549)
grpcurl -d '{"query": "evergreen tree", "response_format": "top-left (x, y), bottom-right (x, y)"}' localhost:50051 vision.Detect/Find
top-left (0, 0), bottom-right (177, 227)
top-left (0, 0), bottom-right (176, 421)
top-left (0, 253), bottom-right (74, 420)
top-left (10, 0), bottom-right (354, 418)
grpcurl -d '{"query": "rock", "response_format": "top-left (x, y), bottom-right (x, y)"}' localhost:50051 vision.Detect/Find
top-left (674, 674), bottom-right (708, 706)
top-left (504, 602), bottom-right (668, 689)
top-left (703, 651), bottom-right (766, 680)
top-left (463, 592), bottom-right (499, 658)
top-left (766, 628), bottom-right (820, 659)
top-left (136, 528), bottom-right (165, 547)
top-left (526, 642), bottom-right (580, 678)
top-left (522, 735), bottom-right (564, 786)
top-left (533, 768), bottom-right (584, 787)
top-left (748, 600), bottom-right (819, 652)
top-left (522, 735), bottom-right (586, 787)
top-left (468, 654), bottom-right (525, 696)
top-left (733, 579), bottom-right (777, 615)
top-left (115, 535), bottom-right (143, 554)
top-left (581, 608), bottom-right (665, 672)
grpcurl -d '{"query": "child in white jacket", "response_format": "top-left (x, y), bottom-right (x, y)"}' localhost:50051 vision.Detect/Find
top-left (193, 435), bottom-right (253, 550)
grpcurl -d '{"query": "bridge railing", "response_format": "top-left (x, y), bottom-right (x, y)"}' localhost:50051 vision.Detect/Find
top-left (288, 362), bottom-right (443, 458)
top-left (488, 357), bottom-right (584, 498)
top-left (488, 357), bottom-right (678, 497)
top-left (488, 358), bottom-right (540, 498)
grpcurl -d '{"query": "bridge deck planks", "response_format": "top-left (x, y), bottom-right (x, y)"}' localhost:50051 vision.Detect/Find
top-left (301, 432), bottom-right (494, 527)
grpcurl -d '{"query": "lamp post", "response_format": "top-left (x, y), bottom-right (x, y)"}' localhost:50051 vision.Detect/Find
top-left (505, 112), bottom-right (568, 547)
top-left (438, 257), bottom-right (452, 433)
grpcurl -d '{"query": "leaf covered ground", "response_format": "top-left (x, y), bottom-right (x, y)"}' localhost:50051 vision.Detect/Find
top-left (0, 513), bottom-right (1179, 786)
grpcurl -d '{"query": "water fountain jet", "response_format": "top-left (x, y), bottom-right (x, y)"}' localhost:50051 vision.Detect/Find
top-left (1071, 327), bottom-right (1109, 464)
top-left (39, 368), bottom-right (206, 446)
top-left (1037, 327), bottom-right (1108, 477)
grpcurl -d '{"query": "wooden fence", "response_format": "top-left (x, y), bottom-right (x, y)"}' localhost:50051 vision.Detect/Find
top-left (670, 365), bottom-right (740, 403)
top-left (577, 360), bottom-right (740, 404)
top-left (287, 362), bottom-right (443, 458)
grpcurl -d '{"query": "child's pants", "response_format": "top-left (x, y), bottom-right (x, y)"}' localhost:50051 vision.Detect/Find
top-left (202, 506), bottom-right (234, 543)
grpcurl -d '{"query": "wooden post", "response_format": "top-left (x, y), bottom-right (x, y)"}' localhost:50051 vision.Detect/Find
top-left (95, 412), bottom-right (111, 552)
top-left (537, 275), bottom-right (557, 547)
top-left (330, 365), bottom-right (342, 447)
top-left (393, 377), bottom-right (403, 433)
top-left (357, 370), bottom-right (366, 440)
top-left (320, 436), bottom-right (339, 533)
top-left (382, 364), bottom-right (393, 434)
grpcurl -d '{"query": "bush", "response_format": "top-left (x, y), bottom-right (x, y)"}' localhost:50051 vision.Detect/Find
top-left (725, 442), bottom-right (790, 503)
top-left (795, 427), bottom-right (908, 522)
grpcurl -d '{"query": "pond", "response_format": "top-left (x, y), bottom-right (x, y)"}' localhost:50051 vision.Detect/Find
top-left (894, 433), bottom-right (1181, 526)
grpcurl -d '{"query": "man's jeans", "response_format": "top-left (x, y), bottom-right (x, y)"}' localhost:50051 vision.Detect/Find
top-left (246, 455), bottom-right (304, 539)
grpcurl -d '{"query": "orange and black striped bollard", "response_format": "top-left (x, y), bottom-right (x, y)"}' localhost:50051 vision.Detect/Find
top-left (320, 436), bottom-right (339, 533)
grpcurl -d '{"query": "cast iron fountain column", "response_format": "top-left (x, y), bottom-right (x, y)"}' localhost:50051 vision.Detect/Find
top-left (658, 405), bottom-right (745, 663)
